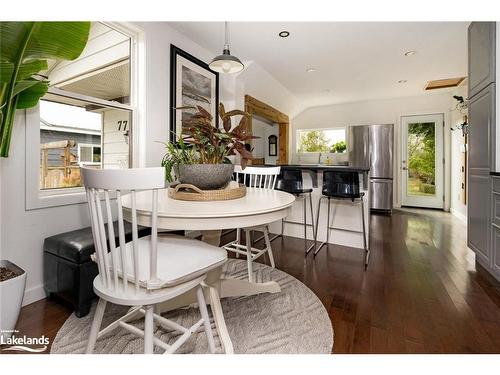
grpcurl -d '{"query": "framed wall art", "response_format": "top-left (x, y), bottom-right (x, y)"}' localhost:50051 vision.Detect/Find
top-left (169, 44), bottom-right (219, 142)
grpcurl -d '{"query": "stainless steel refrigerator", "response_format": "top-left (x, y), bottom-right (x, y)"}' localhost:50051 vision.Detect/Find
top-left (348, 124), bottom-right (394, 212)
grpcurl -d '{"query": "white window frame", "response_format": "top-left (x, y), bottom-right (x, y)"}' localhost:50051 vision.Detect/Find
top-left (77, 143), bottom-right (102, 166)
top-left (296, 127), bottom-right (347, 154)
top-left (25, 22), bottom-right (146, 210)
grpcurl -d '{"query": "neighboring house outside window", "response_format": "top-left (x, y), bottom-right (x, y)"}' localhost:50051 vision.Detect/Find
top-left (36, 22), bottom-right (133, 191)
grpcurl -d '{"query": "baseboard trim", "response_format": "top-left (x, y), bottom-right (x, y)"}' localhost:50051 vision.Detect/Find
top-left (450, 208), bottom-right (467, 223)
top-left (22, 284), bottom-right (47, 306)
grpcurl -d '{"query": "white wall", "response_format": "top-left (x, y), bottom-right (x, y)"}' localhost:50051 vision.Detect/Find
top-left (228, 61), bottom-right (303, 163)
top-left (292, 92), bottom-right (459, 209)
top-left (251, 118), bottom-right (266, 159)
top-left (232, 62), bottom-right (302, 119)
top-left (0, 113), bottom-right (91, 305)
top-left (133, 22), bottom-right (218, 168)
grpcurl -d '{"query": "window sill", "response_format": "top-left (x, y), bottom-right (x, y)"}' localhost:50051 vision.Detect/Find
top-left (26, 187), bottom-right (88, 211)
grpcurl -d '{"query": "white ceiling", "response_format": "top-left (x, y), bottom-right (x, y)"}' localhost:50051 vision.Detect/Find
top-left (169, 22), bottom-right (469, 107)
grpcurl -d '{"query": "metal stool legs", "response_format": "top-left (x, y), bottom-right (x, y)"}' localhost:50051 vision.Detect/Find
top-left (300, 192), bottom-right (316, 253)
top-left (361, 198), bottom-right (370, 268)
top-left (312, 196), bottom-right (370, 268)
top-left (311, 196), bottom-right (330, 256)
top-left (254, 192), bottom-right (315, 253)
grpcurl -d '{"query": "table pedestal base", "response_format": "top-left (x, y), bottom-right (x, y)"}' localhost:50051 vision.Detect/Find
top-left (149, 267), bottom-right (281, 354)
top-left (220, 278), bottom-right (281, 297)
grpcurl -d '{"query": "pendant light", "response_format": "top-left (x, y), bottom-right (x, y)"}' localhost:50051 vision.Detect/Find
top-left (209, 22), bottom-right (244, 74)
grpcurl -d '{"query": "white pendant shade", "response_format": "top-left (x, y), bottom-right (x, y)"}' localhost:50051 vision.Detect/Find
top-left (209, 22), bottom-right (244, 74)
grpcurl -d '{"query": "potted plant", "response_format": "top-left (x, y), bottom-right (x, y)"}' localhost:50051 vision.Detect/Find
top-left (161, 103), bottom-right (256, 190)
top-left (0, 261), bottom-right (27, 341)
top-left (0, 22), bottom-right (90, 337)
top-left (1, 22), bottom-right (91, 157)
top-left (330, 140), bottom-right (347, 153)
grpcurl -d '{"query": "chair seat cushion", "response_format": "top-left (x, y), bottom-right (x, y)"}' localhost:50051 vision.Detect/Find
top-left (105, 235), bottom-right (227, 289)
top-left (43, 222), bottom-right (151, 263)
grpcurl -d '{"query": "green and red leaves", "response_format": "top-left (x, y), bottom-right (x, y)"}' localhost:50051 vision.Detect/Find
top-left (174, 103), bottom-right (257, 168)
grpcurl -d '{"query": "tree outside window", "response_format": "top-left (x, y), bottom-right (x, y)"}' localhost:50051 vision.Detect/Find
top-left (407, 122), bottom-right (436, 196)
top-left (297, 128), bottom-right (346, 153)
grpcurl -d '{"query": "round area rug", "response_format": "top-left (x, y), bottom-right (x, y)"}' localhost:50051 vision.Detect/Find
top-left (51, 259), bottom-right (333, 354)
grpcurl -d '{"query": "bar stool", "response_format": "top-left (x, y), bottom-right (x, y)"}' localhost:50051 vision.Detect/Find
top-left (271, 169), bottom-right (316, 253)
top-left (312, 170), bottom-right (370, 268)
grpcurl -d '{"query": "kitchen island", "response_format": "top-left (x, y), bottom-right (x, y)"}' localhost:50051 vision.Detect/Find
top-left (267, 164), bottom-right (370, 251)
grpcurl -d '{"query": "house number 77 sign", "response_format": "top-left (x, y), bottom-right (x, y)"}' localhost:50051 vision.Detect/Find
top-left (118, 120), bottom-right (128, 131)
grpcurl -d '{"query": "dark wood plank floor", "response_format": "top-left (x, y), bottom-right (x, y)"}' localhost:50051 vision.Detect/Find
top-left (5, 208), bottom-right (500, 354)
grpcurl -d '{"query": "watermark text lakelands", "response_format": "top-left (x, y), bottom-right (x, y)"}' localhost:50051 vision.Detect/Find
top-left (1, 334), bottom-right (49, 346)
top-left (1, 332), bottom-right (49, 353)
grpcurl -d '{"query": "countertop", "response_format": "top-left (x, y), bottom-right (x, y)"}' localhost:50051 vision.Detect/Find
top-left (272, 164), bottom-right (370, 172)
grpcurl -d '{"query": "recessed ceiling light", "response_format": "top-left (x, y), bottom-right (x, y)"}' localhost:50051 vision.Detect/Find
top-left (398, 80), bottom-right (408, 83)
top-left (279, 31), bottom-right (290, 38)
top-left (306, 68), bottom-right (316, 73)
top-left (404, 50), bottom-right (416, 57)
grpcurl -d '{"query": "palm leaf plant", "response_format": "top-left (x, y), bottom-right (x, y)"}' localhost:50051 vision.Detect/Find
top-left (0, 21), bottom-right (91, 157)
top-left (161, 103), bottom-right (257, 183)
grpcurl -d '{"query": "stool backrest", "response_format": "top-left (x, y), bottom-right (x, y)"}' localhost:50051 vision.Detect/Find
top-left (322, 170), bottom-right (360, 198)
top-left (276, 168), bottom-right (304, 193)
top-left (234, 165), bottom-right (281, 189)
top-left (81, 167), bottom-right (165, 295)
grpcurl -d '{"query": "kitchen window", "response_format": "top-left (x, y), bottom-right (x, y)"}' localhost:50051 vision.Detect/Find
top-left (26, 22), bottom-right (143, 209)
top-left (296, 128), bottom-right (347, 153)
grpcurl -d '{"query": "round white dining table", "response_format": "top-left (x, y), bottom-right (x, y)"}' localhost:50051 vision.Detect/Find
top-left (121, 187), bottom-right (295, 354)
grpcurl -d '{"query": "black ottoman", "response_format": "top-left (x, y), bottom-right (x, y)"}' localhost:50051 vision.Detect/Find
top-left (43, 222), bottom-right (152, 317)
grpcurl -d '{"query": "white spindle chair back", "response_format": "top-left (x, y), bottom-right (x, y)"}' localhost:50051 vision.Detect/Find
top-left (234, 165), bottom-right (281, 189)
top-left (81, 167), bottom-right (165, 297)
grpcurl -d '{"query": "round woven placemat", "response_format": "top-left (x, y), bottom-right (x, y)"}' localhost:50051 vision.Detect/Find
top-left (168, 183), bottom-right (246, 201)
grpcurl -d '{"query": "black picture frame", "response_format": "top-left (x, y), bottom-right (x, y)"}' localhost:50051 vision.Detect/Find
top-left (268, 134), bottom-right (278, 156)
top-left (169, 44), bottom-right (219, 142)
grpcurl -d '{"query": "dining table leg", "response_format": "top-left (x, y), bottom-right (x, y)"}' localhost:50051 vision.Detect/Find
top-left (206, 283), bottom-right (234, 354)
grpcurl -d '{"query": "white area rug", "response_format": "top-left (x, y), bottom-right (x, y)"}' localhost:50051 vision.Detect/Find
top-left (51, 259), bottom-right (333, 354)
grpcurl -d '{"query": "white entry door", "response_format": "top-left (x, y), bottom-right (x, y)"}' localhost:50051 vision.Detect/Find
top-left (401, 114), bottom-right (444, 209)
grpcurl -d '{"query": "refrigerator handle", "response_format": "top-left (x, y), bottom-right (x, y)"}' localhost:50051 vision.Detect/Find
top-left (367, 128), bottom-right (372, 173)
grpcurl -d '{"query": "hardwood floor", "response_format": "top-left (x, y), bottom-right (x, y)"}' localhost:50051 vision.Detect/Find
top-left (5, 208), bottom-right (500, 354)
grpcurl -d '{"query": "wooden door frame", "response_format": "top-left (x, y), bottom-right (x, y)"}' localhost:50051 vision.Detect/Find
top-left (244, 95), bottom-right (289, 165)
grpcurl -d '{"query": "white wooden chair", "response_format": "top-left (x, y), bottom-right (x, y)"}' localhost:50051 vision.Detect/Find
top-left (81, 167), bottom-right (228, 354)
top-left (222, 166), bottom-right (281, 282)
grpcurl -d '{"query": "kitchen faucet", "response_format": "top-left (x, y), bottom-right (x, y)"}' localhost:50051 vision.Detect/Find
top-left (318, 153), bottom-right (322, 164)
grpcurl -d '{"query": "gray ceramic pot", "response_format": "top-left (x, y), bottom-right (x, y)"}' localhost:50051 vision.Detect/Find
top-left (177, 164), bottom-right (235, 190)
